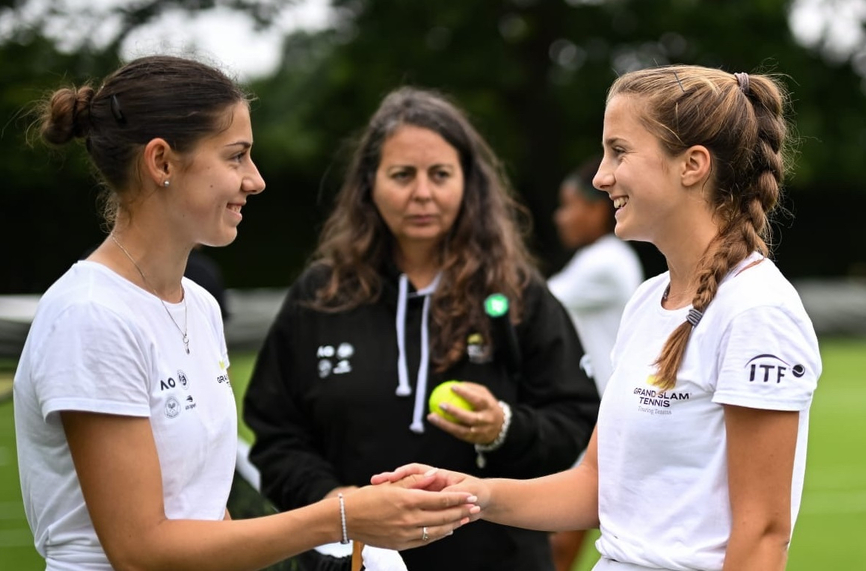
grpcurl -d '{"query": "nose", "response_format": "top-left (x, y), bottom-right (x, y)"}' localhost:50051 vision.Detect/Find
top-left (244, 160), bottom-right (266, 195)
top-left (592, 159), bottom-right (613, 194)
top-left (411, 174), bottom-right (433, 201)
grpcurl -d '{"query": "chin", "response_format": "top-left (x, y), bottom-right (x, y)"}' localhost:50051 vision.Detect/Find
top-left (202, 231), bottom-right (238, 248)
top-left (403, 231), bottom-right (446, 244)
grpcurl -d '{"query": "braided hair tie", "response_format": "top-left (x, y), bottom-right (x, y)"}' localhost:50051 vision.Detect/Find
top-left (686, 308), bottom-right (703, 327)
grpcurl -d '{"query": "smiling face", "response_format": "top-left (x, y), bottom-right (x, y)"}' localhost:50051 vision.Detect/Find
top-left (171, 102), bottom-right (265, 247)
top-left (593, 94), bottom-right (686, 248)
top-left (372, 125), bottom-right (464, 255)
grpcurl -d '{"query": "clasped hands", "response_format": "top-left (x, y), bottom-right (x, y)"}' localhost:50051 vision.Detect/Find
top-left (370, 463), bottom-right (488, 538)
top-left (332, 467), bottom-right (483, 551)
top-left (332, 383), bottom-right (500, 551)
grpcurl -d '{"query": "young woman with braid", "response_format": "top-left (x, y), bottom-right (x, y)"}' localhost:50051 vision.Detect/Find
top-left (13, 55), bottom-right (476, 571)
top-left (372, 64), bottom-right (822, 571)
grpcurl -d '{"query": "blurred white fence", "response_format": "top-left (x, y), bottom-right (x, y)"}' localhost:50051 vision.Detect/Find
top-left (3, 280), bottom-right (866, 359)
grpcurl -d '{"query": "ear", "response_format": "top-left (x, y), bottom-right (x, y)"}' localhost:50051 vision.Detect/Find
top-left (142, 138), bottom-right (175, 187)
top-left (680, 144), bottom-right (711, 188)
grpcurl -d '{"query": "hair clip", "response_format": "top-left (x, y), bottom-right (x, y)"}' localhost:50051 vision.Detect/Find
top-left (110, 94), bottom-right (126, 124)
top-left (673, 71), bottom-right (686, 93)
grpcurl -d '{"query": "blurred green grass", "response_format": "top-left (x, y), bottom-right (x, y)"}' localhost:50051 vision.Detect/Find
top-left (2, 338), bottom-right (864, 570)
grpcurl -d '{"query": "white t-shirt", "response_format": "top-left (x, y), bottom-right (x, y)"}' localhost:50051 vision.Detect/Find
top-left (14, 261), bottom-right (236, 570)
top-left (595, 253), bottom-right (821, 571)
top-left (548, 234), bottom-right (643, 394)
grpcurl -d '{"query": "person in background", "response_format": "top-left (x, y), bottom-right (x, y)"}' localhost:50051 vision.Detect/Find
top-left (374, 64), bottom-right (821, 571)
top-left (14, 55), bottom-right (476, 571)
top-left (547, 156), bottom-right (643, 570)
top-left (185, 246), bottom-right (231, 322)
top-left (243, 86), bottom-right (600, 571)
top-left (548, 155), bottom-right (644, 394)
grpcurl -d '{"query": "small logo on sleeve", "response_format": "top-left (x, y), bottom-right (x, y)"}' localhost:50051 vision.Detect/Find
top-left (745, 354), bottom-right (806, 384)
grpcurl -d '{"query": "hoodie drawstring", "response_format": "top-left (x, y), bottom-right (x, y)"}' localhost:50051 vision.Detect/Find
top-left (394, 272), bottom-right (441, 433)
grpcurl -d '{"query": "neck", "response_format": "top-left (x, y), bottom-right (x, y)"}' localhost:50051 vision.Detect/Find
top-left (657, 207), bottom-right (721, 308)
top-left (662, 241), bottom-right (718, 309)
top-left (100, 226), bottom-right (188, 302)
top-left (393, 243), bottom-right (441, 290)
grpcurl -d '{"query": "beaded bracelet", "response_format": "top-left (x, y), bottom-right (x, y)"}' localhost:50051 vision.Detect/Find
top-left (474, 400), bottom-right (512, 469)
top-left (338, 492), bottom-right (349, 545)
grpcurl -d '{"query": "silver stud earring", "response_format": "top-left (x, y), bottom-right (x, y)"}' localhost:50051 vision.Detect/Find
top-left (163, 180), bottom-right (170, 187)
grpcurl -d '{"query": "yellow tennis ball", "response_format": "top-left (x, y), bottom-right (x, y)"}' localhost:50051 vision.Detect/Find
top-left (429, 380), bottom-right (474, 422)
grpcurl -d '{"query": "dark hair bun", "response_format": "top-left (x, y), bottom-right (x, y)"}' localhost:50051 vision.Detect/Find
top-left (41, 85), bottom-right (95, 145)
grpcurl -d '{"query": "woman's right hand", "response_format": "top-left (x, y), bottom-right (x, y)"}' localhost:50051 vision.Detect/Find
top-left (370, 463), bottom-right (491, 511)
top-left (371, 463), bottom-right (481, 493)
top-left (343, 482), bottom-right (480, 550)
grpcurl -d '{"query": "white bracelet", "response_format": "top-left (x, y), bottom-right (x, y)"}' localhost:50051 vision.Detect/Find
top-left (475, 401), bottom-right (512, 468)
top-left (338, 492), bottom-right (349, 545)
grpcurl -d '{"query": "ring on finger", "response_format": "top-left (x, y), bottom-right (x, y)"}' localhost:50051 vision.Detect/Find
top-left (421, 526), bottom-right (429, 541)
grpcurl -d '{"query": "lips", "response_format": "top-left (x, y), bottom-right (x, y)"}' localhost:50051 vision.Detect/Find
top-left (407, 214), bottom-right (435, 223)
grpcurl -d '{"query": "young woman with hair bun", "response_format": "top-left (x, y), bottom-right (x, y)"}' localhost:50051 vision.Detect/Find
top-left (14, 55), bottom-right (476, 571)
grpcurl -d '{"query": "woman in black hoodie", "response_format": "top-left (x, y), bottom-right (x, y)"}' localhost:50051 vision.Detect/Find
top-left (243, 86), bottom-right (600, 571)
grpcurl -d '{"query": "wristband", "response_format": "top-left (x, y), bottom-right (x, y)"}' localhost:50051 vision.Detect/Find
top-left (475, 400), bottom-right (512, 468)
top-left (338, 492), bottom-right (349, 544)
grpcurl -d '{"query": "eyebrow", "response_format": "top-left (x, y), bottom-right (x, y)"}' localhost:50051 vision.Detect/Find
top-left (603, 137), bottom-right (624, 147)
top-left (226, 141), bottom-right (252, 149)
top-left (385, 163), bottom-right (455, 170)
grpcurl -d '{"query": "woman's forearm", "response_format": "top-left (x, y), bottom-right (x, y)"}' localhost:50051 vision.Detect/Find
top-left (483, 465), bottom-right (599, 532)
top-left (107, 500), bottom-right (340, 571)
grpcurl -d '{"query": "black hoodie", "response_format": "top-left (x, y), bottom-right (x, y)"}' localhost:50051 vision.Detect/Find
top-left (243, 264), bottom-right (600, 571)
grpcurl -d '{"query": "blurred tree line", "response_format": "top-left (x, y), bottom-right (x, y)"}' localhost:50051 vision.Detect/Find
top-left (2, 0), bottom-right (865, 294)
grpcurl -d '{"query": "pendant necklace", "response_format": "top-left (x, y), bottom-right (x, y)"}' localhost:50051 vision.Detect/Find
top-left (110, 234), bottom-right (190, 354)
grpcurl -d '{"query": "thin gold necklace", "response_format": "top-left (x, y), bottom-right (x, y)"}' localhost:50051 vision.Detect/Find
top-left (110, 234), bottom-right (190, 354)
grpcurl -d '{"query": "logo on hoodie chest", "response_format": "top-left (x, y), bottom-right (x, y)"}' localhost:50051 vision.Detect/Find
top-left (467, 333), bottom-right (493, 364)
top-left (317, 343), bottom-right (355, 378)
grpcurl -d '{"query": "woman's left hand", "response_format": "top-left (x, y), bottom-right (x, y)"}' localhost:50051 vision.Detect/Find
top-left (427, 381), bottom-right (505, 445)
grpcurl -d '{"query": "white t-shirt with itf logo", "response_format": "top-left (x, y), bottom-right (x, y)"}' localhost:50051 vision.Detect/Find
top-left (14, 261), bottom-right (235, 570)
top-left (595, 253), bottom-right (821, 571)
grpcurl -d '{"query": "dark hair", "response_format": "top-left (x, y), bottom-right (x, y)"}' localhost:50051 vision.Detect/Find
top-left (562, 155), bottom-right (614, 232)
top-left (562, 155), bottom-right (605, 203)
top-left (36, 54), bottom-right (250, 224)
top-left (607, 64), bottom-right (792, 389)
top-left (310, 86), bottom-right (538, 370)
